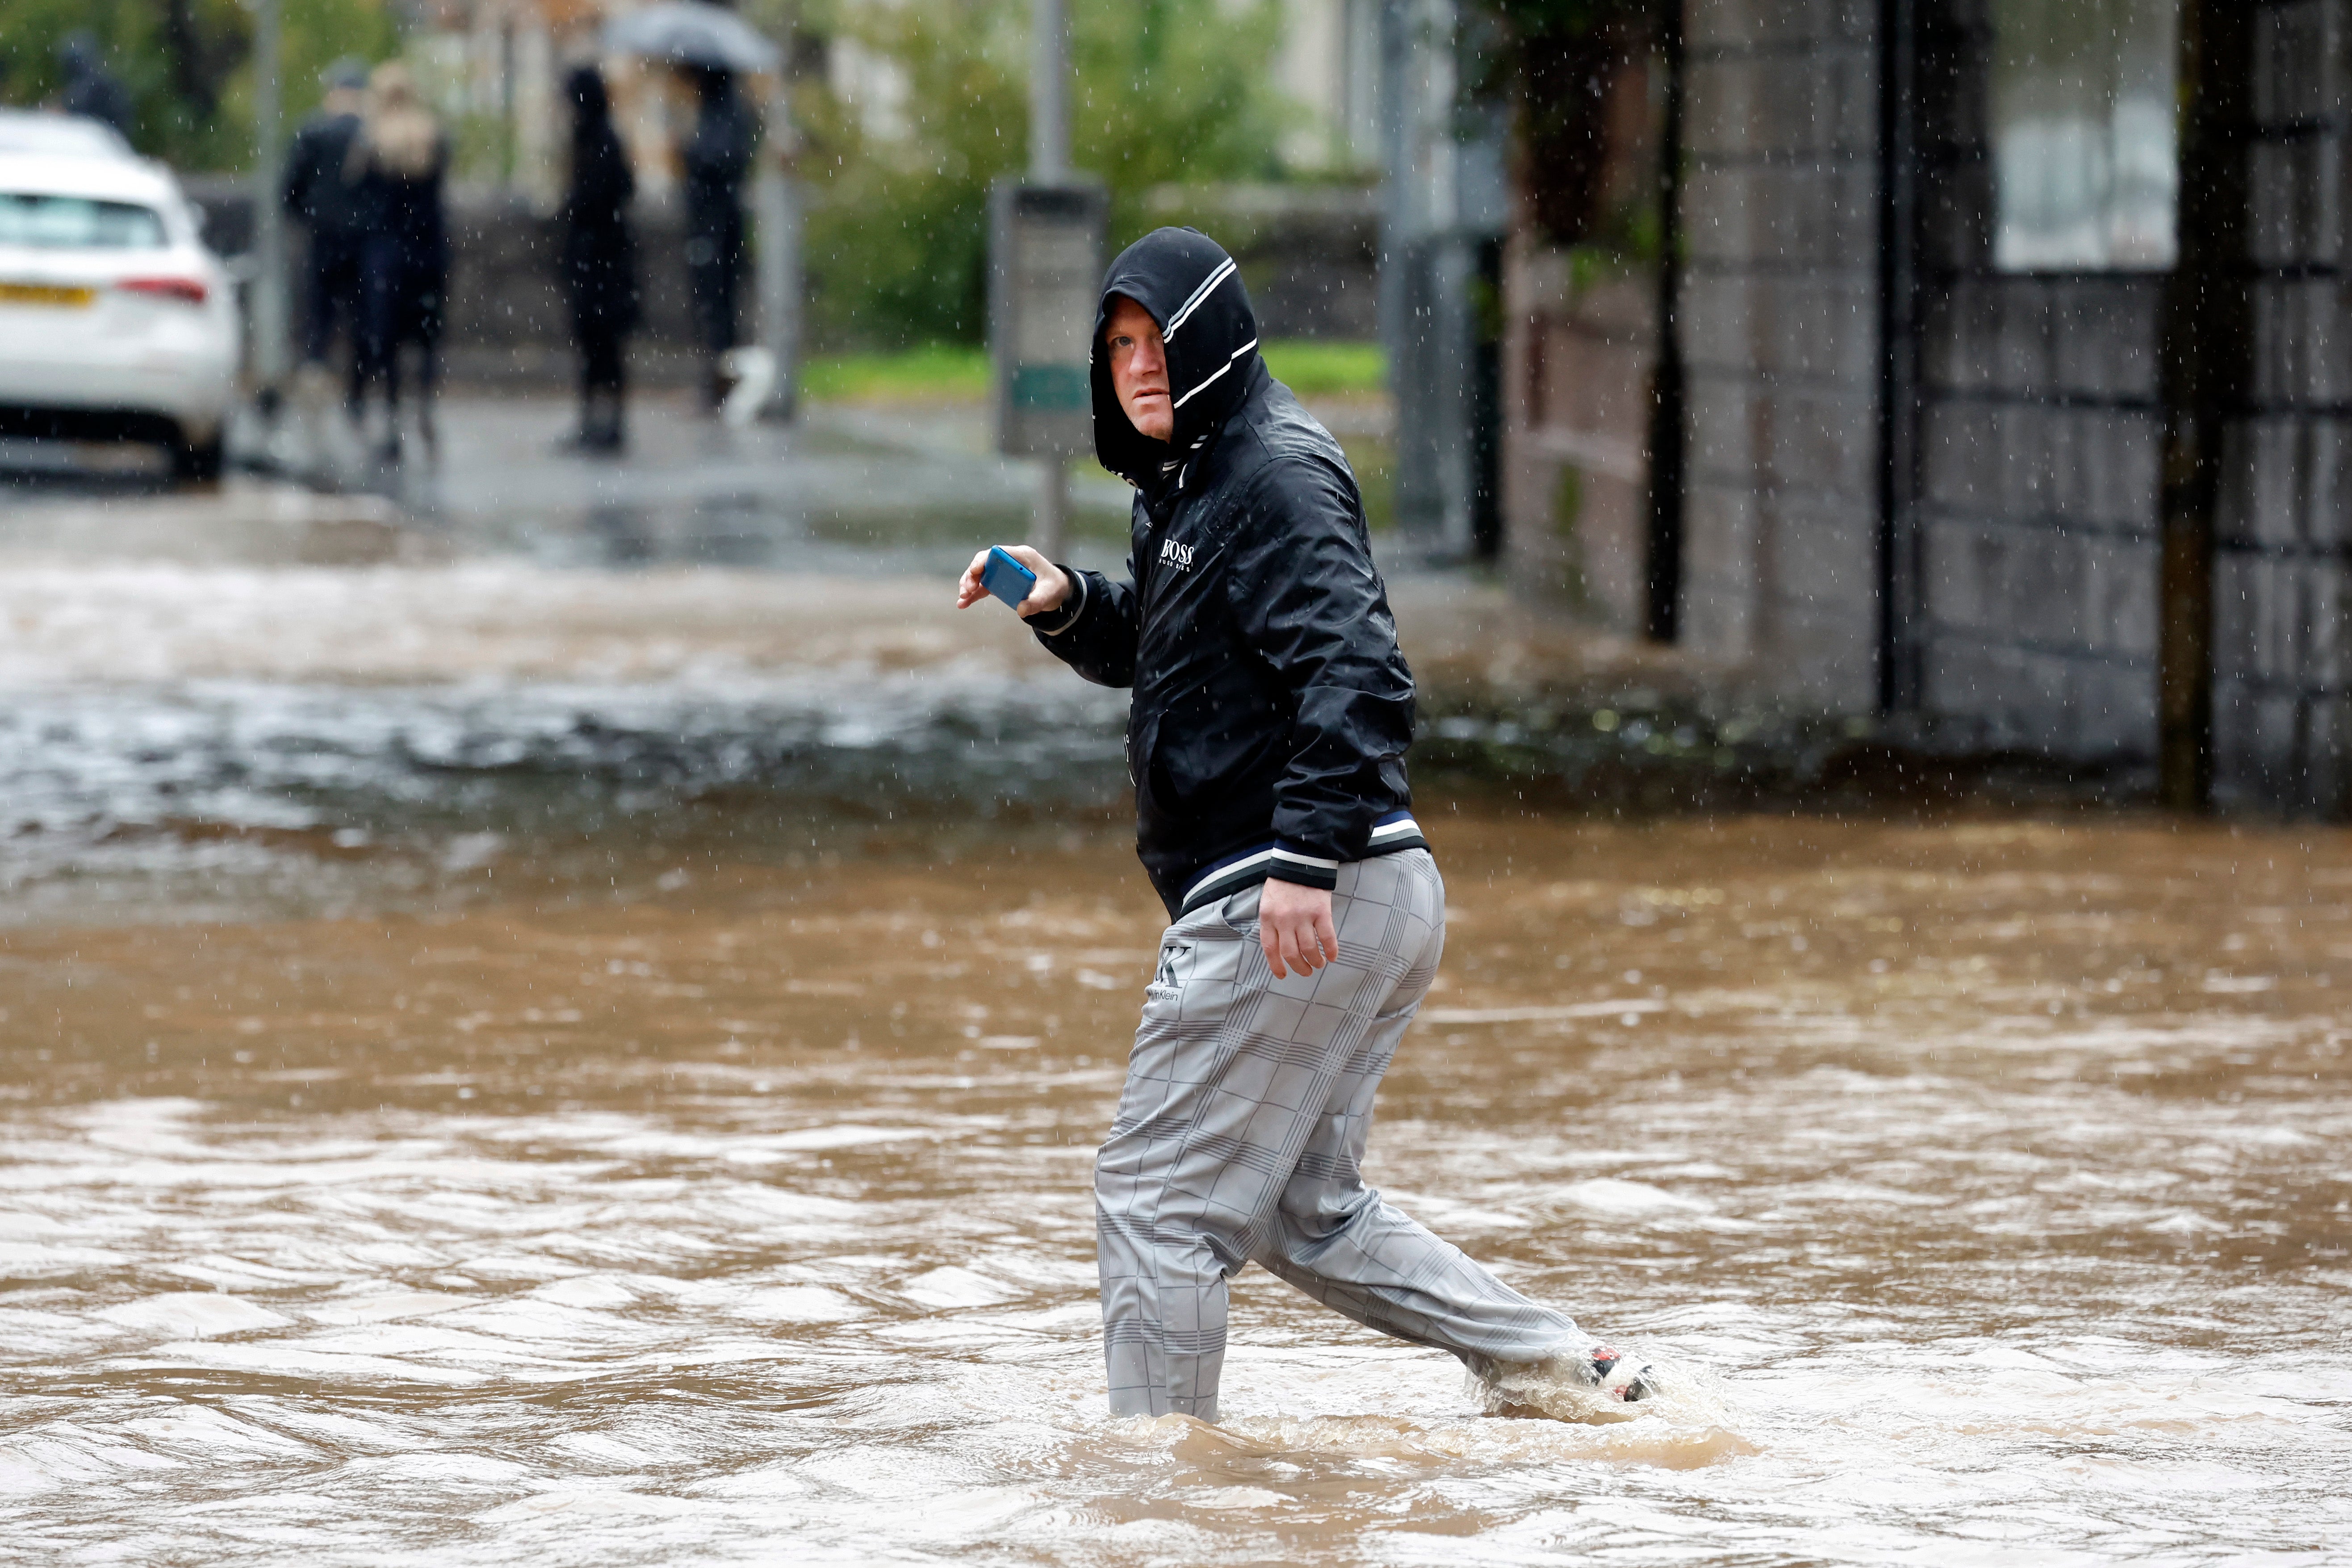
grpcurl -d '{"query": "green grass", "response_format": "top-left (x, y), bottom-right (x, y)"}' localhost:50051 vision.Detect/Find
top-left (801, 344), bottom-right (991, 403)
top-left (803, 339), bottom-right (1386, 404)
top-left (1337, 435), bottom-right (1396, 534)
top-left (1258, 339), bottom-right (1386, 398)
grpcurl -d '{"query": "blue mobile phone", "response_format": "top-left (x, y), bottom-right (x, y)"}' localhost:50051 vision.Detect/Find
top-left (980, 546), bottom-right (1038, 610)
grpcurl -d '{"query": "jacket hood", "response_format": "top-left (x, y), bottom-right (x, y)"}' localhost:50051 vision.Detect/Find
top-left (1092, 227), bottom-right (1261, 489)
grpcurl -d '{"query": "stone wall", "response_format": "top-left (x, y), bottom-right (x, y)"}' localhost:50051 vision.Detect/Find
top-left (1676, 0), bottom-right (1883, 711)
top-left (1906, 0), bottom-right (2168, 761)
top-left (1500, 0), bottom-right (1887, 689)
top-left (1501, 249), bottom-right (1654, 635)
top-left (1499, 0), bottom-right (2352, 812)
top-left (1904, 0), bottom-right (2352, 799)
top-left (2212, 0), bottom-right (2352, 811)
top-left (1911, 275), bottom-right (2166, 760)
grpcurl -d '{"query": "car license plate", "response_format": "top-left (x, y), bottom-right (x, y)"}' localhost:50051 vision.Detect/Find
top-left (0, 282), bottom-right (95, 308)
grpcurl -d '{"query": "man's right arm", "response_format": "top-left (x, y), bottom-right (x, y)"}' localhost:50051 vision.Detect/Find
top-left (953, 547), bottom-right (1139, 688)
top-left (1030, 567), bottom-right (1138, 688)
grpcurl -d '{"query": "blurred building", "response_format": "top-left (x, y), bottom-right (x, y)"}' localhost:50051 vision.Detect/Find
top-left (1275, 0), bottom-right (1387, 171)
top-left (1511, 0), bottom-right (2352, 814)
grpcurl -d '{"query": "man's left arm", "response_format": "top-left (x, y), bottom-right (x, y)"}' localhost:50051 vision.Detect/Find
top-left (1227, 458), bottom-right (1416, 972)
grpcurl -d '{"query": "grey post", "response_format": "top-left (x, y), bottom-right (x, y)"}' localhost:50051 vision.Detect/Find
top-left (990, 183), bottom-right (1104, 560)
top-left (250, 0), bottom-right (289, 402)
top-left (755, 84), bottom-right (802, 421)
top-left (1032, 0), bottom-right (1070, 182)
top-left (1031, 0), bottom-right (1071, 554)
top-left (1377, 0), bottom-right (1507, 560)
top-left (1006, 0), bottom-right (1086, 562)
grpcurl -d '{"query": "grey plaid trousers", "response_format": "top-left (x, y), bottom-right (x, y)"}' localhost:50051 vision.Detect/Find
top-left (1095, 849), bottom-right (1582, 1420)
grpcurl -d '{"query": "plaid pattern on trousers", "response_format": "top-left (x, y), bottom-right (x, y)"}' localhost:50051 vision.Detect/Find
top-left (1096, 849), bottom-right (1582, 1420)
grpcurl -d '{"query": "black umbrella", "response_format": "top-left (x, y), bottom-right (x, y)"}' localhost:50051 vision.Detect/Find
top-left (604, 3), bottom-right (779, 75)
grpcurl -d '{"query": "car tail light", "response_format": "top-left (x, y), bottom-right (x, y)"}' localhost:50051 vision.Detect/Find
top-left (116, 276), bottom-right (209, 306)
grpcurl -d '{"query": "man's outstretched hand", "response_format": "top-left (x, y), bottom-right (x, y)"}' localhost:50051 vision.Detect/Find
top-left (956, 545), bottom-right (1071, 619)
top-left (1260, 878), bottom-right (1337, 979)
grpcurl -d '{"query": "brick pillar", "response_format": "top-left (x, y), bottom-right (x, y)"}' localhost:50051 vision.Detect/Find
top-left (2211, 0), bottom-right (2352, 813)
top-left (1500, 244), bottom-right (1657, 634)
top-left (1678, 0), bottom-right (1883, 710)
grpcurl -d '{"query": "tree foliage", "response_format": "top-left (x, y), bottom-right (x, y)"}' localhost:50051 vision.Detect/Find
top-left (797, 0), bottom-right (1290, 351)
top-left (0, 0), bottom-right (400, 172)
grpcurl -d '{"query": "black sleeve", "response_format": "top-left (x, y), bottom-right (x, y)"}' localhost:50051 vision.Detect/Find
top-left (687, 102), bottom-right (756, 184)
top-left (1032, 564), bottom-right (1139, 689)
top-left (281, 127), bottom-right (317, 218)
top-left (613, 135), bottom-right (637, 210)
top-left (1223, 455), bottom-right (1415, 876)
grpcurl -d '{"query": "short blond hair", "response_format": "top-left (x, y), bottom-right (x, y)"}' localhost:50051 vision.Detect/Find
top-left (360, 61), bottom-right (441, 179)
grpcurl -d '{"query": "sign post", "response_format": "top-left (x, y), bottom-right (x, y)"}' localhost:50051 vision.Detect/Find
top-left (990, 0), bottom-right (1096, 562)
top-left (990, 181), bottom-right (1104, 562)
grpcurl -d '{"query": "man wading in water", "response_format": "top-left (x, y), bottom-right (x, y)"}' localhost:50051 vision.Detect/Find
top-left (957, 229), bottom-right (1646, 1422)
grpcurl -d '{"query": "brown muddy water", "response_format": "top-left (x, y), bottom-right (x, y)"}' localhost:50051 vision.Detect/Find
top-left (5, 808), bottom-right (2349, 1564)
top-left (0, 550), bottom-right (2344, 1562)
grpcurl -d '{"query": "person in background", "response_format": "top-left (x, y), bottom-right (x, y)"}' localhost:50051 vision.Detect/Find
top-left (281, 59), bottom-right (372, 417)
top-left (679, 63), bottom-right (753, 413)
top-left (53, 33), bottom-right (134, 140)
top-left (346, 62), bottom-right (449, 465)
top-left (557, 65), bottom-right (638, 454)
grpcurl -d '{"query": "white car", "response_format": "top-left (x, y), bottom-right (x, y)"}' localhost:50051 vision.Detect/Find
top-left (0, 111), bottom-right (240, 479)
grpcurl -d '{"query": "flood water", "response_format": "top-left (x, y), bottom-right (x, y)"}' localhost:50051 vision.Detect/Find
top-left (1, 529), bottom-right (2348, 1563)
top-left (7, 803), bottom-right (2349, 1564)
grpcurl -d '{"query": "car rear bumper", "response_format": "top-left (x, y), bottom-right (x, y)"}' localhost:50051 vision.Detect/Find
top-left (0, 403), bottom-right (216, 447)
top-left (0, 359), bottom-right (235, 442)
top-left (0, 310), bottom-right (239, 441)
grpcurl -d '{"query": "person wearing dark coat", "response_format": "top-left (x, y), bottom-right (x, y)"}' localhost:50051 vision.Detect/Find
top-left (54, 34), bottom-right (134, 140)
top-left (558, 66), bottom-right (639, 453)
top-left (346, 62), bottom-right (449, 464)
top-left (679, 65), bottom-right (754, 411)
top-left (954, 229), bottom-right (1638, 1424)
top-left (281, 60), bottom-right (371, 410)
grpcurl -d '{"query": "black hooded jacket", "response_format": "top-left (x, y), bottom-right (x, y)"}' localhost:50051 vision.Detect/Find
top-left (283, 110), bottom-right (368, 239)
top-left (1033, 228), bottom-right (1424, 919)
top-left (559, 67), bottom-right (640, 336)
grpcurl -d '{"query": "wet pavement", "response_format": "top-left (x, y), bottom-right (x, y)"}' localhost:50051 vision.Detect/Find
top-left (235, 389), bottom-right (1143, 567)
top-left (0, 393), bottom-right (1702, 932)
top-left (2, 401), bottom-right (2348, 1564)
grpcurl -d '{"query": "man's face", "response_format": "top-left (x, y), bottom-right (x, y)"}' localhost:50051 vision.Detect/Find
top-left (1104, 295), bottom-right (1172, 443)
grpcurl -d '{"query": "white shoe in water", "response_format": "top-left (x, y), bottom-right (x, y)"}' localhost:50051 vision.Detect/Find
top-left (1476, 1343), bottom-right (1658, 1422)
top-left (1585, 1344), bottom-right (1657, 1401)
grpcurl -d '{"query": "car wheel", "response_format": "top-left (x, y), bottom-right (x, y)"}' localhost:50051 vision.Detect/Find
top-left (172, 430), bottom-right (226, 483)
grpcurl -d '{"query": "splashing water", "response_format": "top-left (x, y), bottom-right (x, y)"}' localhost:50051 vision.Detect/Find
top-left (1471, 1350), bottom-right (1744, 1431)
